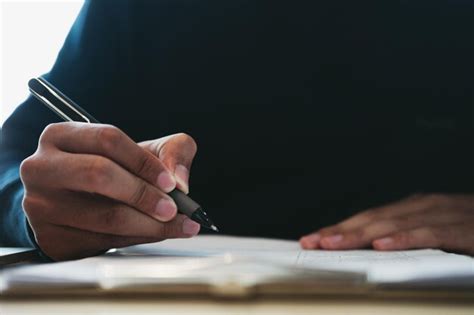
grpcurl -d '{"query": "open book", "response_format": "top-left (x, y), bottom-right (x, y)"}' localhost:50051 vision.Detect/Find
top-left (1, 235), bottom-right (473, 297)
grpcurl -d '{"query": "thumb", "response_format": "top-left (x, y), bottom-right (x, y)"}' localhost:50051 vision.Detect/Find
top-left (148, 133), bottom-right (198, 194)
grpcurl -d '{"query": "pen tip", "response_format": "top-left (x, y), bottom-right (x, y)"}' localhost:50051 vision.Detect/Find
top-left (211, 225), bottom-right (219, 232)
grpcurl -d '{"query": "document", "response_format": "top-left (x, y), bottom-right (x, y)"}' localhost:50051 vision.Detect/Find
top-left (119, 235), bottom-right (474, 284)
top-left (1, 235), bottom-right (473, 296)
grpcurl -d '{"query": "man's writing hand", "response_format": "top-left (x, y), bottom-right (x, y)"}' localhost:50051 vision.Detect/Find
top-left (20, 122), bottom-right (200, 261)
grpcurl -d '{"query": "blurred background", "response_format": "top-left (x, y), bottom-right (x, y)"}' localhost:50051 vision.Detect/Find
top-left (0, 0), bottom-right (83, 126)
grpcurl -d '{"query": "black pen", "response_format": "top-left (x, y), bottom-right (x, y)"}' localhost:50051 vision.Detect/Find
top-left (28, 77), bottom-right (218, 232)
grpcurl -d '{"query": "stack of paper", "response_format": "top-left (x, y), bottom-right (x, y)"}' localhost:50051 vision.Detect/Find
top-left (1, 235), bottom-right (473, 297)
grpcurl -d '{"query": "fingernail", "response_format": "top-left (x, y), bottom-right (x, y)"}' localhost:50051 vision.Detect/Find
top-left (174, 164), bottom-right (189, 194)
top-left (305, 233), bottom-right (321, 243)
top-left (157, 172), bottom-right (176, 192)
top-left (374, 237), bottom-right (393, 248)
top-left (155, 198), bottom-right (177, 220)
top-left (322, 234), bottom-right (343, 246)
top-left (182, 218), bottom-right (200, 236)
top-left (299, 233), bottom-right (321, 249)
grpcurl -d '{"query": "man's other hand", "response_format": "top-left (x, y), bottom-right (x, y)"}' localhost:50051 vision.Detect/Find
top-left (300, 194), bottom-right (474, 255)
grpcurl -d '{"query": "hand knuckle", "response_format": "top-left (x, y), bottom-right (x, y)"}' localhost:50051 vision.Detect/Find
top-left (96, 125), bottom-right (123, 152)
top-left (317, 227), bottom-right (331, 236)
top-left (360, 209), bottom-right (377, 221)
top-left (39, 123), bottom-right (63, 145)
top-left (318, 225), bottom-right (338, 236)
top-left (22, 194), bottom-right (41, 214)
top-left (84, 157), bottom-right (112, 188)
top-left (136, 153), bottom-right (155, 177)
top-left (22, 195), bottom-right (56, 221)
top-left (177, 133), bottom-right (198, 153)
top-left (130, 181), bottom-right (149, 207)
top-left (19, 156), bottom-right (38, 181)
top-left (42, 122), bottom-right (63, 135)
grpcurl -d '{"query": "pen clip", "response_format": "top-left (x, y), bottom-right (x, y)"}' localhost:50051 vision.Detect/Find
top-left (28, 88), bottom-right (75, 122)
top-left (28, 77), bottom-right (98, 123)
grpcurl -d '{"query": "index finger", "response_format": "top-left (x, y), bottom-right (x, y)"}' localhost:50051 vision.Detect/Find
top-left (43, 122), bottom-right (176, 192)
top-left (319, 194), bottom-right (434, 236)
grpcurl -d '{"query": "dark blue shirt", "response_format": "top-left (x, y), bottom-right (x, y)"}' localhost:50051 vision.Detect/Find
top-left (1, 0), bottom-right (472, 246)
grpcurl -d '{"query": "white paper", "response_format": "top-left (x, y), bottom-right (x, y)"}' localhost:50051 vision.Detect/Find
top-left (2, 235), bottom-right (474, 290)
top-left (121, 235), bottom-right (474, 284)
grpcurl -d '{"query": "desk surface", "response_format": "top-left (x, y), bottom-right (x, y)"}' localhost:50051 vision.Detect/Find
top-left (1, 297), bottom-right (473, 315)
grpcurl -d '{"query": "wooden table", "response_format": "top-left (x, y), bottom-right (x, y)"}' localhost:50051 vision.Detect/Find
top-left (1, 296), bottom-right (474, 315)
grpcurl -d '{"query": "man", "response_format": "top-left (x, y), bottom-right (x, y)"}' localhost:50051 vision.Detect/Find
top-left (1, 0), bottom-right (473, 261)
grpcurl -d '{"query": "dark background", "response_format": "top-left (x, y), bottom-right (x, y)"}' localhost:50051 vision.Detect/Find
top-left (2, 0), bottom-right (473, 240)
